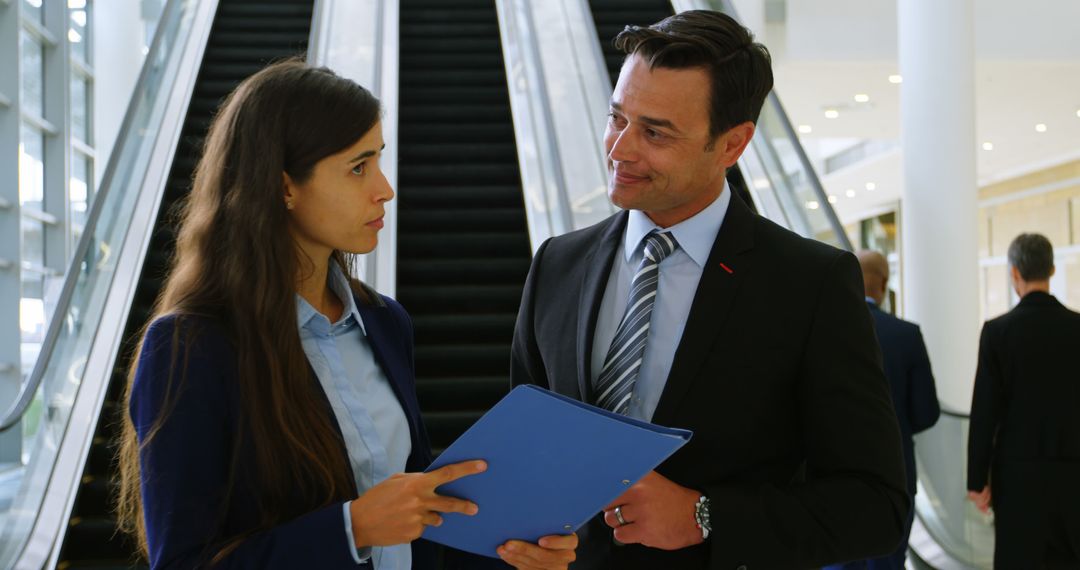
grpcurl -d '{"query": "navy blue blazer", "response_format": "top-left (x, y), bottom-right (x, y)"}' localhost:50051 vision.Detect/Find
top-left (866, 302), bottom-right (941, 494)
top-left (130, 291), bottom-right (440, 569)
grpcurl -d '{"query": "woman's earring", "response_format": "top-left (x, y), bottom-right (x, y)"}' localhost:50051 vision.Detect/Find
top-left (286, 200), bottom-right (294, 210)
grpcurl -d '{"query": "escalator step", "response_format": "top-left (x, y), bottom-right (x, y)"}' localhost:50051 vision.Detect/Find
top-left (412, 314), bottom-right (518, 343)
top-left (71, 476), bottom-right (114, 519)
top-left (403, 9), bottom-right (496, 24)
top-left (400, 53), bottom-right (504, 70)
top-left (399, 86), bottom-right (509, 105)
top-left (414, 344), bottom-right (512, 377)
top-left (397, 163), bottom-right (520, 185)
top-left (397, 258), bottom-right (531, 285)
top-left (398, 207), bottom-right (526, 231)
top-left (399, 142), bottom-right (517, 163)
top-left (397, 284), bottom-right (523, 313)
top-left (398, 232), bottom-right (530, 258)
top-left (395, 185), bottom-right (524, 208)
top-left (398, 104), bottom-right (511, 124)
top-left (416, 376), bottom-right (510, 411)
top-left (423, 410), bottom-right (488, 450)
top-left (398, 123), bottom-right (515, 143)
top-left (400, 69), bottom-right (506, 87)
top-left (64, 517), bottom-right (138, 562)
top-left (400, 23), bottom-right (500, 38)
top-left (399, 37), bottom-right (502, 54)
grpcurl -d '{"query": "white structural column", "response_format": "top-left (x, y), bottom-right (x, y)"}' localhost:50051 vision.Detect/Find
top-left (898, 0), bottom-right (980, 412)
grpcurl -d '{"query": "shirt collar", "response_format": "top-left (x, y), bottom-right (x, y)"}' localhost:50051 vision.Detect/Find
top-left (624, 181), bottom-right (731, 267)
top-left (295, 260), bottom-right (368, 336)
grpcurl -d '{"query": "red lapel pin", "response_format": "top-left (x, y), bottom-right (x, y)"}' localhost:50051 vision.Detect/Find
top-left (719, 262), bottom-right (734, 274)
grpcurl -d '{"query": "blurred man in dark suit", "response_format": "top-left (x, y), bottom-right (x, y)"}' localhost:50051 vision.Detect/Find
top-left (825, 250), bottom-right (940, 570)
top-left (968, 233), bottom-right (1080, 569)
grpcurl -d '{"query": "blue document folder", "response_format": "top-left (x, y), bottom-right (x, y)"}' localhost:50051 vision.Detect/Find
top-left (421, 384), bottom-right (692, 558)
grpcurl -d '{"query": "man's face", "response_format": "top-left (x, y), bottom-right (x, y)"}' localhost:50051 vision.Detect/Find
top-left (604, 53), bottom-right (734, 228)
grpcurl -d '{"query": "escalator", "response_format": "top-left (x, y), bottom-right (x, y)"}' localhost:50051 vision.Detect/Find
top-left (395, 0), bottom-right (531, 453)
top-left (55, 1), bottom-right (313, 567)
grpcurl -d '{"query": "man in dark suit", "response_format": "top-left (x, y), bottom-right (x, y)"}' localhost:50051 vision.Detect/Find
top-left (968, 233), bottom-right (1080, 568)
top-left (510, 10), bottom-right (908, 569)
top-left (825, 251), bottom-right (940, 570)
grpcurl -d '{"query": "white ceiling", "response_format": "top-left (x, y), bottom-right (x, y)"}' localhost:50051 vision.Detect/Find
top-left (735, 0), bottom-right (1080, 224)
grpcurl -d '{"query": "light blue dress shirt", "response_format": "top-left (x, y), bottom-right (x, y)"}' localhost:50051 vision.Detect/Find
top-left (590, 185), bottom-right (731, 421)
top-left (297, 262), bottom-right (411, 569)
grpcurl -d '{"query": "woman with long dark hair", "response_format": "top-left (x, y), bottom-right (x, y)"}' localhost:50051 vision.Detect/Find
top-left (115, 59), bottom-right (576, 569)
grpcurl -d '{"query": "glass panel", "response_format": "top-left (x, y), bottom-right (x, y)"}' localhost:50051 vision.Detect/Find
top-left (0, 0), bottom-right (204, 564)
top-left (19, 123), bottom-right (45, 210)
top-left (22, 0), bottom-right (43, 23)
top-left (20, 275), bottom-right (46, 381)
top-left (20, 31), bottom-right (44, 118)
top-left (914, 413), bottom-right (995, 568)
top-left (20, 216), bottom-right (45, 269)
top-left (69, 0), bottom-right (90, 62)
top-left (71, 75), bottom-right (90, 142)
top-left (70, 154), bottom-right (91, 230)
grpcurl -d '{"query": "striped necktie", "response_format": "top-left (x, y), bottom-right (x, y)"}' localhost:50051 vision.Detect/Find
top-left (595, 231), bottom-right (679, 414)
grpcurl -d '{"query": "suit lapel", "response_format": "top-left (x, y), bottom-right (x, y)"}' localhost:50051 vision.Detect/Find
top-left (651, 194), bottom-right (756, 426)
top-left (575, 212), bottom-right (628, 404)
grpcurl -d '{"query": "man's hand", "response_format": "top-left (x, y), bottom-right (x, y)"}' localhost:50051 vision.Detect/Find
top-left (497, 533), bottom-right (578, 570)
top-left (601, 471), bottom-right (703, 550)
top-left (967, 485), bottom-right (992, 514)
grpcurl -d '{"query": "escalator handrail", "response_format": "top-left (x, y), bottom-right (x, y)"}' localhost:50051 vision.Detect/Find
top-left (0, 0), bottom-right (185, 433)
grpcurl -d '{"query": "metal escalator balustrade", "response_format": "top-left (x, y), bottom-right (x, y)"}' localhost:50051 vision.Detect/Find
top-left (0, 0), bottom-right (215, 567)
top-left (397, 0), bottom-right (531, 454)
top-left (53, 1), bottom-right (314, 568)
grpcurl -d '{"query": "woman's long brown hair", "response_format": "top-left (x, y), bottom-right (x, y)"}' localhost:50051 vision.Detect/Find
top-left (115, 59), bottom-right (381, 562)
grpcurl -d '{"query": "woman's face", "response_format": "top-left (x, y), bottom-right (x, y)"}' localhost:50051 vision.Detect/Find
top-left (284, 121), bottom-right (392, 259)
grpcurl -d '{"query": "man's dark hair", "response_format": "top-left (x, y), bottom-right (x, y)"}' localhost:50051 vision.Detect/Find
top-left (1007, 233), bottom-right (1055, 281)
top-left (614, 10), bottom-right (773, 142)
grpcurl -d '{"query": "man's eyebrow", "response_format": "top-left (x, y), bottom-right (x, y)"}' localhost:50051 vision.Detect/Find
top-left (348, 143), bottom-right (386, 163)
top-left (609, 101), bottom-right (682, 134)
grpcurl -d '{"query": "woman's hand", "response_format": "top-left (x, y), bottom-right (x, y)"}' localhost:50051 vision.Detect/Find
top-left (349, 460), bottom-right (486, 547)
top-left (497, 533), bottom-right (578, 570)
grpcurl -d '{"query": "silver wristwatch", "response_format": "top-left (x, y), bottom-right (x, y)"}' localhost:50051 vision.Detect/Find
top-left (694, 495), bottom-right (712, 540)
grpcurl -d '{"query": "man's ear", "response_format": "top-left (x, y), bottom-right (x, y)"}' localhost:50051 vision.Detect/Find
top-left (711, 121), bottom-right (755, 168)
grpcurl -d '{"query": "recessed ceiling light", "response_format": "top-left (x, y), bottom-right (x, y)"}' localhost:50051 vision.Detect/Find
top-left (824, 109), bottom-right (840, 119)
top-left (1076, 108), bottom-right (1080, 118)
top-left (828, 195), bottom-right (838, 204)
top-left (865, 182), bottom-right (877, 191)
top-left (845, 189), bottom-right (856, 198)
top-left (854, 94), bottom-right (870, 103)
top-left (798, 124), bottom-right (813, 134)
top-left (888, 74), bottom-right (903, 84)
top-left (753, 178), bottom-right (770, 189)
top-left (806, 200), bottom-right (820, 210)
top-left (982, 142), bottom-right (994, 151)
top-left (1035, 123), bottom-right (1047, 133)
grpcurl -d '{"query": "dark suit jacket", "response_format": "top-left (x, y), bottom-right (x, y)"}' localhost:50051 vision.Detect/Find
top-left (511, 196), bottom-right (909, 569)
top-left (131, 292), bottom-right (443, 569)
top-left (967, 291), bottom-right (1080, 492)
top-left (866, 302), bottom-right (940, 495)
